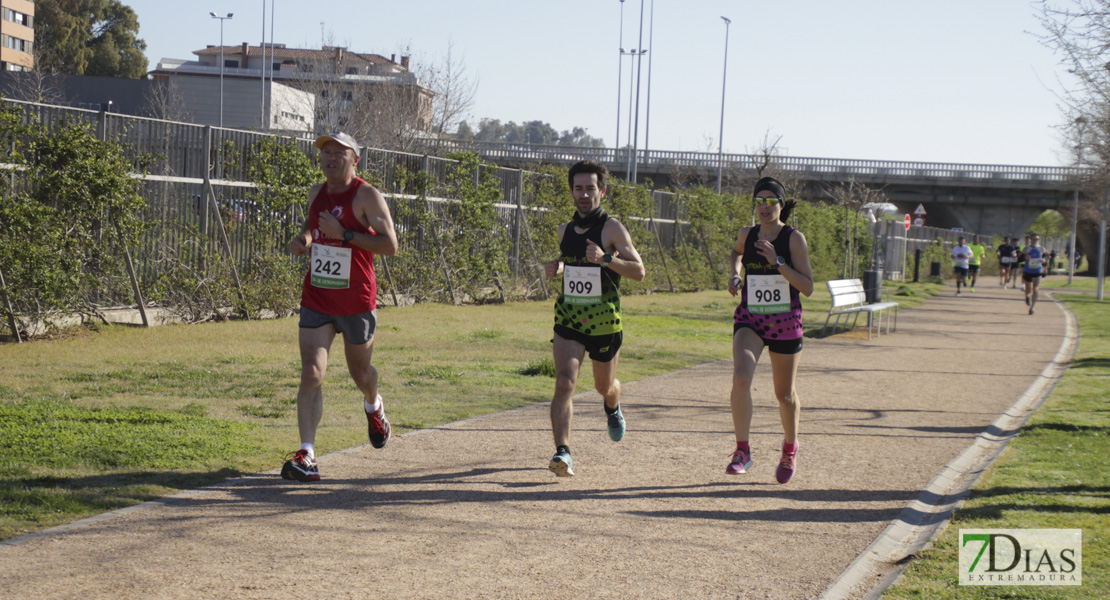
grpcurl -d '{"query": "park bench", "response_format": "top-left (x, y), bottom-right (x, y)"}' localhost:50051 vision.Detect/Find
top-left (821, 278), bottom-right (899, 340)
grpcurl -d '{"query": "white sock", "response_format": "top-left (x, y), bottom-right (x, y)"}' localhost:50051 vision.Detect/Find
top-left (365, 394), bottom-right (382, 414)
top-left (300, 443), bottom-right (315, 459)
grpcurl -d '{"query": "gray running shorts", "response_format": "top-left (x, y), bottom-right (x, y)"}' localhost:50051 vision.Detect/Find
top-left (299, 306), bottom-right (377, 345)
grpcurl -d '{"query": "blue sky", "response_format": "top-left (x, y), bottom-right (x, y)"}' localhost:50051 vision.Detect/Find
top-left (127, 0), bottom-right (1071, 166)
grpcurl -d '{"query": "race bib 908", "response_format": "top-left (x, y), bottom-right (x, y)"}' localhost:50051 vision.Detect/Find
top-left (747, 274), bottom-right (790, 314)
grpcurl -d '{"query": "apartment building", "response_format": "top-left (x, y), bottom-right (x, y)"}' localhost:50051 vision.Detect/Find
top-left (151, 43), bottom-right (433, 134)
top-left (0, 0), bottom-right (33, 71)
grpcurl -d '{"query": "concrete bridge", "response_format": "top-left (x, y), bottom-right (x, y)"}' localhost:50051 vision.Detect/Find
top-left (431, 141), bottom-right (1087, 238)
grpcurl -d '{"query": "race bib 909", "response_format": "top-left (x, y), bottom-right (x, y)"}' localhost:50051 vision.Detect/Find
top-left (563, 265), bottom-right (602, 305)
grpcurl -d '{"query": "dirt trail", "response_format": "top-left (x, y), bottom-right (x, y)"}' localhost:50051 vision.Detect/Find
top-left (0, 284), bottom-right (1070, 599)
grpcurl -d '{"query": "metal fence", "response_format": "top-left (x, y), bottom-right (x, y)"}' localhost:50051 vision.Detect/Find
top-left (3, 98), bottom-right (688, 305)
top-left (8, 97), bottom-right (1011, 315)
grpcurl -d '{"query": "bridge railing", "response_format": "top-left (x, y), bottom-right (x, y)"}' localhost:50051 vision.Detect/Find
top-left (428, 140), bottom-right (1088, 185)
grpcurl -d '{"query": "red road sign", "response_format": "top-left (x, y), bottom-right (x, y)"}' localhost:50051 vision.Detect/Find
top-left (904, 214), bottom-right (911, 230)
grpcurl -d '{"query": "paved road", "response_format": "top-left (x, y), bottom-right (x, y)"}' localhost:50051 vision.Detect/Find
top-left (0, 284), bottom-right (1073, 599)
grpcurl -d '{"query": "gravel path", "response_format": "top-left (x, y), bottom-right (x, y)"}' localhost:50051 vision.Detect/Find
top-left (0, 283), bottom-right (1072, 599)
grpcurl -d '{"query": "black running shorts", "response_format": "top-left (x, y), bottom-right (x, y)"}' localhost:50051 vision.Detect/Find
top-left (553, 325), bottom-right (623, 362)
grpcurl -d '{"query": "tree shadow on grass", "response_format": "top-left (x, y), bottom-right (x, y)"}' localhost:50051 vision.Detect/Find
top-left (968, 484), bottom-right (1110, 501)
top-left (1069, 356), bottom-right (1110, 370)
top-left (1022, 423), bottom-right (1110, 435)
top-left (956, 485), bottom-right (1110, 520)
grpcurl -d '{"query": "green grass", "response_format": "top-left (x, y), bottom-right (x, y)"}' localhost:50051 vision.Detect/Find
top-left (883, 292), bottom-right (1110, 599)
top-left (0, 284), bottom-right (943, 541)
top-left (1042, 273), bottom-right (1103, 292)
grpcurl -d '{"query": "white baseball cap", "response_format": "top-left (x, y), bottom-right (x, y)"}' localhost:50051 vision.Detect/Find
top-left (314, 131), bottom-right (360, 154)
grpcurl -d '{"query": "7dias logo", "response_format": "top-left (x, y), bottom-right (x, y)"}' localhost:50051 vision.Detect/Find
top-left (959, 529), bottom-right (1082, 586)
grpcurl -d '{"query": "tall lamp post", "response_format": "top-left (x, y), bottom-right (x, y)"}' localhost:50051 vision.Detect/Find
top-left (643, 0), bottom-right (655, 161)
top-left (621, 49), bottom-right (645, 176)
top-left (629, 0), bottom-right (646, 183)
top-left (260, 1), bottom-right (266, 119)
top-left (1069, 116), bottom-right (1087, 285)
top-left (615, 0), bottom-right (626, 162)
top-left (716, 16), bottom-right (731, 194)
top-left (210, 12), bottom-right (234, 127)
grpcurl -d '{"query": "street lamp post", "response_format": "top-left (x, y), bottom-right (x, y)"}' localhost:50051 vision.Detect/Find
top-left (630, 0), bottom-right (646, 184)
top-left (615, 0), bottom-right (625, 162)
top-left (269, 1), bottom-right (275, 102)
top-left (260, 1), bottom-right (266, 119)
top-left (1069, 116), bottom-right (1087, 285)
top-left (621, 49), bottom-right (644, 176)
top-left (644, 0), bottom-right (655, 162)
top-left (210, 12), bottom-right (234, 127)
top-left (1100, 188), bottom-right (1108, 301)
top-left (716, 16), bottom-right (731, 194)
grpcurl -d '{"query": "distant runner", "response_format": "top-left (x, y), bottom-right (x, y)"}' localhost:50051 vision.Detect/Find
top-left (997, 238), bottom-right (1015, 287)
top-left (543, 161), bottom-right (645, 477)
top-left (1014, 235), bottom-right (1031, 290)
top-left (966, 234), bottom-right (985, 291)
top-left (1020, 233), bottom-right (1046, 315)
top-left (727, 177), bottom-right (814, 484)
top-left (951, 236), bottom-right (971, 296)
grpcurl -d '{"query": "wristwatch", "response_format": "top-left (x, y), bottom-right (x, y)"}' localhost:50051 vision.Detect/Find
top-left (342, 230), bottom-right (355, 246)
top-left (774, 256), bottom-right (786, 269)
top-left (601, 253), bottom-right (613, 267)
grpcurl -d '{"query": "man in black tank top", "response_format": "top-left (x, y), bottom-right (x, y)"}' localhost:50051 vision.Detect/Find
top-left (542, 161), bottom-right (645, 477)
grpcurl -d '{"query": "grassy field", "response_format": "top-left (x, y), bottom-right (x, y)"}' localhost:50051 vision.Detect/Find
top-left (0, 283), bottom-right (942, 540)
top-left (882, 289), bottom-right (1109, 599)
top-left (1042, 274), bottom-right (1104, 292)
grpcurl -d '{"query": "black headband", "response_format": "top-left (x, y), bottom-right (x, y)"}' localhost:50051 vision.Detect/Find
top-left (752, 177), bottom-right (786, 199)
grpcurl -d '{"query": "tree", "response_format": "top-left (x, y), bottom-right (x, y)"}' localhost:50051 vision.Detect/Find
top-left (419, 41), bottom-right (479, 137)
top-left (454, 121), bottom-right (475, 140)
top-left (558, 126), bottom-right (604, 147)
top-left (522, 120), bottom-right (558, 144)
top-left (474, 118), bottom-right (506, 142)
top-left (34, 0), bottom-right (148, 78)
top-left (825, 179), bottom-right (886, 279)
top-left (280, 35), bottom-right (435, 153)
top-left (1035, 1), bottom-right (1110, 272)
top-left (467, 119), bottom-right (602, 146)
top-left (1031, 209), bottom-right (1071, 243)
top-left (142, 79), bottom-right (190, 122)
top-left (0, 108), bottom-right (150, 336)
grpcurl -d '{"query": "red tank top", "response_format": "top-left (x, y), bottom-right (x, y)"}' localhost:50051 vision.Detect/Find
top-left (300, 177), bottom-right (378, 315)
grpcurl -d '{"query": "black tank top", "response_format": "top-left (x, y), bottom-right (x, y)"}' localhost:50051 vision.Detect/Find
top-left (554, 220), bottom-right (623, 335)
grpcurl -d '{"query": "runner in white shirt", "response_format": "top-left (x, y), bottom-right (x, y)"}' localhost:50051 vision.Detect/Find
top-left (950, 237), bottom-right (972, 296)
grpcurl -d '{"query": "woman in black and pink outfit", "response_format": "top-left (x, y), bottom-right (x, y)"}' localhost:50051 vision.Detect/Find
top-left (726, 177), bottom-right (814, 483)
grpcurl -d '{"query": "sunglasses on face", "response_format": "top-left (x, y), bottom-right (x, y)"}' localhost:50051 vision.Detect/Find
top-left (754, 196), bottom-right (782, 206)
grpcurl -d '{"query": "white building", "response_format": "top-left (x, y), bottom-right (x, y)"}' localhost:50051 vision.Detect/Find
top-left (152, 58), bottom-right (314, 132)
top-left (150, 43), bottom-right (432, 135)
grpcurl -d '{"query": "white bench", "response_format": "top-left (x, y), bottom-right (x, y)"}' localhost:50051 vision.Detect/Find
top-left (821, 278), bottom-right (899, 339)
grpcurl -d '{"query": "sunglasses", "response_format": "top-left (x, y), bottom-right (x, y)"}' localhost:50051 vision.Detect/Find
top-left (754, 196), bottom-right (782, 206)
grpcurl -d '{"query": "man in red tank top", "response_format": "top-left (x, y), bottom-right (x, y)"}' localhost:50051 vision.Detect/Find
top-left (281, 132), bottom-right (399, 482)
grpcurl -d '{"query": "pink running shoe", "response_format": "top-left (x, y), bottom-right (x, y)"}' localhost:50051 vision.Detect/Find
top-left (726, 447), bottom-right (753, 475)
top-left (775, 446), bottom-right (798, 484)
